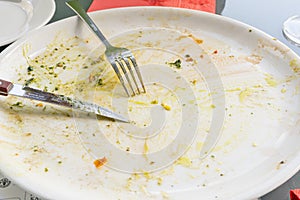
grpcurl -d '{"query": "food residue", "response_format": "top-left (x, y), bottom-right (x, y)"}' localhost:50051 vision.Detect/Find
top-left (143, 140), bottom-right (149, 154)
top-left (161, 103), bottom-right (171, 111)
top-left (239, 88), bottom-right (253, 103)
top-left (276, 160), bottom-right (286, 170)
top-left (289, 59), bottom-right (300, 73)
top-left (151, 99), bottom-right (158, 104)
top-left (93, 157), bottom-right (107, 169)
top-left (281, 88), bottom-right (287, 93)
top-left (264, 74), bottom-right (277, 87)
top-left (167, 59), bottom-right (182, 68)
top-left (175, 156), bottom-right (192, 167)
top-left (188, 34), bottom-right (203, 44)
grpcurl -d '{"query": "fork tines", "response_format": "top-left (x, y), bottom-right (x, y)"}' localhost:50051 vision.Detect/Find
top-left (114, 56), bottom-right (146, 97)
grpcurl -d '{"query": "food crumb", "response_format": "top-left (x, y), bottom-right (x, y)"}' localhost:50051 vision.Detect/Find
top-left (25, 133), bottom-right (32, 137)
top-left (161, 103), bottom-right (171, 111)
top-left (93, 157), bottom-right (107, 168)
top-left (151, 100), bottom-right (158, 104)
top-left (167, 59), bottom-right (182, 68)
top-left (36, 103), bottom-right (43, 107)
top-left (191, 79), bottom-right (197, 85)
top-left (276, 160), bottom-right (286, 170)
top-left (157, 177), bottom-right (163, 185)
top-left (252, 142), bottom-right (258, 147)
top-left (185, 55), bottom-right (194, 62)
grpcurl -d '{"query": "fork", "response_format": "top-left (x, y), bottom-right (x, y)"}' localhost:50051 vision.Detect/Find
top-left (66, 0), bottom-right (146, 97)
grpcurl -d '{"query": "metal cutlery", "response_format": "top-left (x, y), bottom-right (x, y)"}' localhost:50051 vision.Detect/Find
top-left (66, 0), bottom-right (146, 97)
top-left (0, 79), bottom-right (128, 122)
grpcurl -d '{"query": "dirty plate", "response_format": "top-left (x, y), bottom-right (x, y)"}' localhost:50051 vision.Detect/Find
top-left (0, 7), bottom-right (300, 200)
top-left (0, 0), bottom-right (55, 46)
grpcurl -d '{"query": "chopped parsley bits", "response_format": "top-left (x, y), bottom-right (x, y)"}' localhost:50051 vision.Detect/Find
top-left (27, 66), bottom-right (33, 72)
top-left (24, 78), bottom-right (34, 86)
top-left (167, 59), bottom-right (182, 68)
top-left (12, 102), bottom-right (24, 108)
top-left (97, 78), bottom-right (103, 86)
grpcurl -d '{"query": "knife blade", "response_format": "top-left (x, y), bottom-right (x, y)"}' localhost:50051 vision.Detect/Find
top-left (0, 79), bottom-right (128, 122)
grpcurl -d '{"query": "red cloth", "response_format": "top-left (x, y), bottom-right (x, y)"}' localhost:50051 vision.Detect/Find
top-left (88, 0), bottom-right (216, 13)
top-left (290, 189), bottom-right (300, 200)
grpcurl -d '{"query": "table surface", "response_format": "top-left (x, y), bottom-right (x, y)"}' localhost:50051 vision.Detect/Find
top-left (0, 0), bottom-right (300, 199)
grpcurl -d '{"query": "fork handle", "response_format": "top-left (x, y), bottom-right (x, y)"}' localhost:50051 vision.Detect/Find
top-left (66, 0), bottom-right (112, 48)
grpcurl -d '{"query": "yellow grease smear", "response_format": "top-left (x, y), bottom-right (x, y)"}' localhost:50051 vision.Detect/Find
top-left (281, 88), bottom-right (287, 93)
top-left (226, 88), bottom-right (241, 92)
top-left (239, 88), bottom-right (253, 103)
top-left (129, 100), bottom-right (149, 106)
top-left (143, 140), bottom-right (149, 154)
top-left (143, 171), bottom-right (152, 179)
top-left (176, 156), bottom-right (192, 167)
top-left (264, 74), bottom-right (277, 87)
top-left (290, 59), bottom-right (300, 73)
top-left (196, 142), bottom-right (203, 151)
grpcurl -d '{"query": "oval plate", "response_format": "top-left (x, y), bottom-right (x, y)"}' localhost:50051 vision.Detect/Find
top-left (0, 7), bottom-right (300, 200)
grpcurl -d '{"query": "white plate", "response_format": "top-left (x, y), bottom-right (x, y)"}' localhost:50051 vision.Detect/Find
top-left (0, 0), bottom-right (55, 46)
top-left (1, 7), bottom-right (300, 200)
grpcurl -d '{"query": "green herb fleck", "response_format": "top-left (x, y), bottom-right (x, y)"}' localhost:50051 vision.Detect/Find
top-left (27, 66), bottom-right (34, 72)
top-left (97, 78), bottom-right (103, 86)
top-left (12, 102), bottom-right (24, 108)
top-left (167, 59), bottom-right (182, 68)
top-left (24, 78), bottom-right (34, 86)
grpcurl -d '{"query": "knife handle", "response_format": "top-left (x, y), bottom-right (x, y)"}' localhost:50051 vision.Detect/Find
top-left (0, 79), bottom-right (13, 96)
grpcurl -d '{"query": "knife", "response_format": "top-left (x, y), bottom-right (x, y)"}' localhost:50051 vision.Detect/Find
top-left (0, 79), bottom-right (128, 122)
